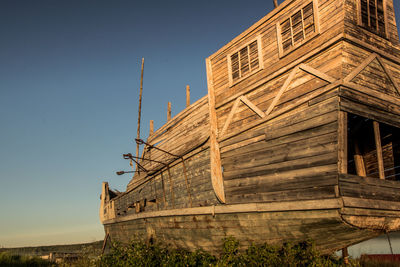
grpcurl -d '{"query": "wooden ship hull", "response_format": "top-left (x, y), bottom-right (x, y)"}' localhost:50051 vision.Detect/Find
top-left (100, 0), bottom-right (400, 254)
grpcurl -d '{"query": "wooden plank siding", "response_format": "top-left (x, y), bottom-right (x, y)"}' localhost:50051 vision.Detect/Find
top-left (221, 96), bottom-right (340, 204)
top-left (116, 147), bottom-right (220, 218)
top-left (104, 209), bottom-right (380, 255)
top-left (126, 96), bottom-right (210, 191)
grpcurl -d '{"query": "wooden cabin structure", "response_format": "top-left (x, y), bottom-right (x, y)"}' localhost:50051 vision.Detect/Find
top-left (100, 0), bottom-right (400, 254)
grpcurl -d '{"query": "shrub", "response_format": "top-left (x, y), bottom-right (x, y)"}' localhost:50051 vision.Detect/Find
top-left (97, 238), bottom-right (345, 267)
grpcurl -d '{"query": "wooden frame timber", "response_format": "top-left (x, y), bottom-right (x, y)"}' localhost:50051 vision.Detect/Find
top-left (343, 52), bottom-right (400, 96)
top-left (103, 198), bottom-right (342, 224)
top-left (276, 0), bottom-right (320, 57)
top-left (219, 63), bottom-right (336, 140)
top-left (206, 58), bottom-right (225, 203)
top-left (227, 35), bottom-right (264, 87)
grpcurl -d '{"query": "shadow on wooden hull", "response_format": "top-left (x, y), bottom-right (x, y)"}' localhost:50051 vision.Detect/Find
top-left (102, 198), bottom-right (396, 255)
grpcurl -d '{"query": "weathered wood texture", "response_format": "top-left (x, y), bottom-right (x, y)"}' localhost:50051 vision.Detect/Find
top-left (342, 43), bottom-right (400, 98)
top-left (126, 96), bottom-right (210, 191)
top-left (215, 42), bottom-right (343, 141)
top-left (221, 97), bottom-right (340, 204)
top-left (116, 147), bottom-right (219, 217)
top-left (104, 209), bottom-right (380, 255)
top-left (339, 173), bottom-right (400, 203)
top-left (339, 174), bottom-right (400, 231)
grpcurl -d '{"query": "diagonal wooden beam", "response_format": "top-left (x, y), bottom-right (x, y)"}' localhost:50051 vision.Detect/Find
top-left (220, 97), bottom-right (241, 137)
top-left (344, 53), bottom-right (377, 82)
top-left (375, 56), bottom-right (400, 96)
top-left (265, 66), bottom-right (299, 117)
top-left (219, 64), bottom-right (338, 139)
top-left (239, 96), bottom-right (266, 118)
top-left (299, 64), bottom-right (336, 83)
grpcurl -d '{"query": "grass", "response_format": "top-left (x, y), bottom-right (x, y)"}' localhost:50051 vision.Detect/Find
top-left (0, 252), bottom-right (54, 267)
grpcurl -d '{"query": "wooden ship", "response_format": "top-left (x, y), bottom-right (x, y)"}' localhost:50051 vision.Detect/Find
top-left (100, 0), bottom-right (400, 254)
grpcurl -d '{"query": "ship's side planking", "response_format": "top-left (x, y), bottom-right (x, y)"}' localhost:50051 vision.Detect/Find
top-left (101, 0), bottom-right (400, 254)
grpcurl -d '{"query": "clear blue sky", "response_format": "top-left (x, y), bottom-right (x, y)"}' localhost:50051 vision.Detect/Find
top-left (0, 0), bottom-right (400, 251)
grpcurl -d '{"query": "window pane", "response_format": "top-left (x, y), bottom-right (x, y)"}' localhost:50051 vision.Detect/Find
top-left (361, 0), bottom-right (369, 27)
top-left (279, 1), bottom-right (315, 54)
top-left (249, 41), bottom-right (259, 71)
top-left (231, 53), bottom-right (239, 81)
top-left (303, 2), bottom-right (313, 18)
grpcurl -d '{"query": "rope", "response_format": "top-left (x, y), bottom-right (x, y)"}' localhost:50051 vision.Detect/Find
top-left (386, 232), bottom-right (394, 255)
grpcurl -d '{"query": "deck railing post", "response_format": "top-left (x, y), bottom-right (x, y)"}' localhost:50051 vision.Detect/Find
top-left (186, 85), bottom-right (190, 107)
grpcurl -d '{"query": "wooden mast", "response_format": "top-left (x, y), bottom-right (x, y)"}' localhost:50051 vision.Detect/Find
top-left (273, 0), bottom-right (278, 8)
top-left (135, 58), bottom-right (145, 173)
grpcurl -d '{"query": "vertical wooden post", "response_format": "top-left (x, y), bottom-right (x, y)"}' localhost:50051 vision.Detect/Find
top-left (136, 58), bottom-right (145, 173)
top-left (354, 140), bottom-right (367, 177)
top-left (167, 102), bottom-right (171, 122)
top-left (338, 111), bottom-right (348, 174)
top-left (149, 120), bottom-right (154, 135)
top-left (206, 57), bottom-right (226, 203)
top-left (186, 85), bottom-right (190, 107)
top-left (273, 0), bottom-right (278, 8)
top-left (373, 121), bottom-right (385, 179)
top-left (342, 247), bottom-right (349, 265)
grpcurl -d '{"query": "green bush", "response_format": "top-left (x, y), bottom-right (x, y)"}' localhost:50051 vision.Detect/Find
top-left (97, 238), bottom-right (346, 267)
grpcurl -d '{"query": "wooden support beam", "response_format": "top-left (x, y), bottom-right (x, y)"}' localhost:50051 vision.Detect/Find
top-left (220, 97), bottom-right (241, 137)
top-left (101, 232), bottom-right (110, 255)
top-left (186, 85), bottom-right (190, 107)
top-left (220, 95), bottom-right (266, 137)
top-left (273, 0), bottom-right (278, 8)
top-left (206, 57), bottom-right (226, 203)
top-left (149, 120), bottom-right (154, 135)
top-left (338, 111), bottom-right (348, 174)
top-left (373, 121), bottom-right (385, 180)
top-left (375, 56), bottom-right (400, 96)
top-left (265, 66), bottom-right (299, 117)
top-left (354, 140), bottom-right (367, 177)
top-left (298, 64), bottom-right (336, 83)
top-left (344, 53), bottom-right (377, 82)
top-left (167, 102), bottom-right (171, 122)
top-left (240, 96), bottom-right (266, 118)
top-left (342, 247), bottom-right (349, 265)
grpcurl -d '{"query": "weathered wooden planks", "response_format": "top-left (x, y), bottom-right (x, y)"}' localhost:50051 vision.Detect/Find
top-left (104, 207), bottom-right (381, 255)
top-left (220, 94), bottom-right (339, 204)
top-left (339, 174), bottom-right (400, 202)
